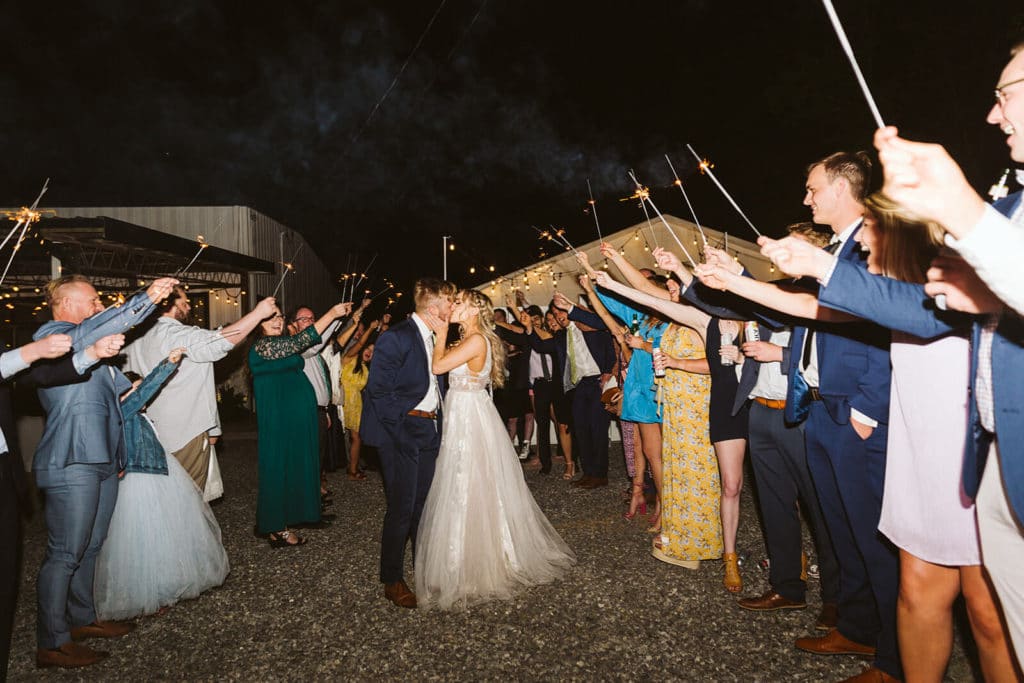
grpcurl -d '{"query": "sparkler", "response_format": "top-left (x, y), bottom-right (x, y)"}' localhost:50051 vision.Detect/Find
top-left (186, 328), bottom-right (243, 355)
top-left (0, 179), bottom-right (52, 288)
top-left (686, 144), bottom-right (762, 238)
top-left (270, 262), bottom-right (294, 298)
top-left (821, 0), bottom-right (885, 129)
top-left (353, 253), bottom-right (378, 294)
top-left (534, 226), bottom-right (579, 256)
top-left (626, 170), bottom-right (697, 268)
top-left (369, 282), bottom-right (395, 302)
top-left (586, 178), bottom-right (603, 242)
top-left (176, 235), bottom-right (210, 277)
top-left (664, 154), bottom-right (707, 245)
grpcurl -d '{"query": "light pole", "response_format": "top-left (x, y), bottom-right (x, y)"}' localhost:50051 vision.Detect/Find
top-left (442, 235), bottom-right (452, 280)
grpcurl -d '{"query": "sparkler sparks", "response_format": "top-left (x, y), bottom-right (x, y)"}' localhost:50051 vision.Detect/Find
top-left (626, 170), bottom-right (697, 268)
top-left (686, 144), bottom-right (762, 238)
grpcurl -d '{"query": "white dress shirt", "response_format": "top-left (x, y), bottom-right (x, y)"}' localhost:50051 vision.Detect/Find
top-left (411, 313), bottom-right (440, 413)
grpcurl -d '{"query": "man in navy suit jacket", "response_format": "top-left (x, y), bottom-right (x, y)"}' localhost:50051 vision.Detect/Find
top-left (777, 153), bottom-right (901, 683)
top-left (522, 293), bottom-right (615, 487)
top-left (32, 274), bottom-right (176, 669)
top-left (361, 277), bottom-right (455, 609)
top-left (867, 36), bottom-right (1024, 668)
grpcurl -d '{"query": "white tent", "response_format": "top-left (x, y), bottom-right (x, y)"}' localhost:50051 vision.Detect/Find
top-left (478, 214), bottom-right (774, 312)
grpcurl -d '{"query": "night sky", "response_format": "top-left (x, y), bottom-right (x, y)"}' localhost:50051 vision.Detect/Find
top-left (0, 1), bottom-right (1018, 288)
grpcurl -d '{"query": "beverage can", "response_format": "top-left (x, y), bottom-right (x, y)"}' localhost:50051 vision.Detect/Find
top-left (744, 321), bottom-right (760, 343)
top-left (720, 331), bottom-right (735, 366)
top-left (652, 343), bottom-right (665, 378)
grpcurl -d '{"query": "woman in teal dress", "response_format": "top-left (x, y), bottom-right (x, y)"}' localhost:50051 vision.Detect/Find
top-left (249, 302), bottom-right (351, 547)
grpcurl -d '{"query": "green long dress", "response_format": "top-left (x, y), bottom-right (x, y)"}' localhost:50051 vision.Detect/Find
top-left (249, 326), bottom-right (322, 534)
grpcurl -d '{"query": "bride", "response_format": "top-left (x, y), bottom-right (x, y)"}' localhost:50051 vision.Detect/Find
top-left (416, 289), bottom-right (575, 610)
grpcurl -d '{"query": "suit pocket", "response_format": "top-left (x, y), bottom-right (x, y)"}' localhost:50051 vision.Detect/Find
top-left (70, 402), bottom-right (114, 464)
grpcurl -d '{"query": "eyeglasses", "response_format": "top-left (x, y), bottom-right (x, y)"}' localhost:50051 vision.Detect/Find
top-left (994, 76), bottom-right (1024, 107)
top-left (292, 315), bottom-right (314, 323)
top-left (270, 314), bottom-right (285, 320)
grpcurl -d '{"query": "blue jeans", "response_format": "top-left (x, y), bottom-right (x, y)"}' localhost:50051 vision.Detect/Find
top-left (35, 462), bottom-right (119, 648)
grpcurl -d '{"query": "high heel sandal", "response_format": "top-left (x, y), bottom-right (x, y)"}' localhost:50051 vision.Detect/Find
top-left (624, 484), bottom-right (648, 520)
top-left (723, 552), bottom-right (742, 593)
top-left (268, 529), bottom-right (306, 548)
top-left (562, 460), bottom-right (576, 481)
top-left (645, 504), bottom-right (662, 533)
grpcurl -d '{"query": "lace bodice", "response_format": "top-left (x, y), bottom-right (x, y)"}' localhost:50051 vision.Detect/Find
top-left (447, 337), bottom-right (492, 392)
top-left (252, 326), bottom-right (319, 360)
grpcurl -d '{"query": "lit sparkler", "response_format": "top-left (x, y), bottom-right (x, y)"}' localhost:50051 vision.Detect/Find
top-left (686, 144), bottom-right (762, 238)
top-left (665, 154), bottom-right (707, 245)
top-left (271, 262), bottom-right (294, 298)
top-left (586, 179), bottom-right (603, 242)
top-left (1, 179), bottom-right (52, 287)
top-left (626, 170), bottom-right (697, 268)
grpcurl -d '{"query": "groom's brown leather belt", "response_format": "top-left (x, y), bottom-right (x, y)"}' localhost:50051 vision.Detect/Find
top-left (407, 409), bottom-right (437, 419)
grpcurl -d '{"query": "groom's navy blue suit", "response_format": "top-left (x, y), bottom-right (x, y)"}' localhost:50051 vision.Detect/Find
top-left (361, 316), bottom-right (445, 584)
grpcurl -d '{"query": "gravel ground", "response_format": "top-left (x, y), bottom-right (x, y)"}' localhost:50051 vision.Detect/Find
top-left (7, 426), bottom-right (976, 681)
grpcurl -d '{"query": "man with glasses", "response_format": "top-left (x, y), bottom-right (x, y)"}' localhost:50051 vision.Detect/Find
top-left (871, 35), bottom-right (1024, 666)
top-left (126, 287), bottom-right (277, 492)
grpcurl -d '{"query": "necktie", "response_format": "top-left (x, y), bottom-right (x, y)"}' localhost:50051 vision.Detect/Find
top-left (567, 326), bottom-right (580, 385)
top-left (541, 351), bottom-right (551, 380)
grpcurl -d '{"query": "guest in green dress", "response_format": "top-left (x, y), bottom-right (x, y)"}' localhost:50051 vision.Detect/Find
top-left (249, 302), bottom-right (352, 547)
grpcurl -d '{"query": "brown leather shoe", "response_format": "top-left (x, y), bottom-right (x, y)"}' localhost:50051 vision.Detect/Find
top-left (36, 641), bottom-right (109, 668)
top-left (815, 602), bottom-right (839, 631)
top-left (383, 580), bottom-right (418, 609)
top-left (795, 629), bottom-right (876, 657)
top-left (570, 475), bottom-right (594, 488)
top-left (737, 590), bottom-right (806, 611)
top-left (579, 477), bottom-right (608, 489)
top-left (70, 620), bottom-right (134, 641)
top-left (840, 666), bottom-right (900, 682)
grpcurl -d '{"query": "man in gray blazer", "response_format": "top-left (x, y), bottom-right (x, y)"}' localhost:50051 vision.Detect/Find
top-left (33, 274), bottom-right (176, 669)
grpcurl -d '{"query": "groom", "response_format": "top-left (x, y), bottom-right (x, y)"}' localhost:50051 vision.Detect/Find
top-left (360, 277), bottom-right (456, 608)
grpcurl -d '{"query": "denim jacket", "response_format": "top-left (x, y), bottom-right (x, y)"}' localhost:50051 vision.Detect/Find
top-left (122, 358), bottom-right (180, 475)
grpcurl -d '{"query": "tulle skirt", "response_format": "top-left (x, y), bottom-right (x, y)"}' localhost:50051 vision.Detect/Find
top-left (95, 455), bottom-right (230, 620)
top-left (415, 387), bottom-right (575, 610)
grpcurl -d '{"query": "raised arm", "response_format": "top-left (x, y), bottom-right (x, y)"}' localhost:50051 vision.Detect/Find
top-left (422, 313), bottom-right (487, 376)
top-left (252, 325), bottom-right (321, 360)
top-left (597, 244), bottom-right (670, 300)
top-left (344, 319), bottom-right (379, 359)
top-left (579, 274), bottom-right (627, 337)
top-left (692, 262), bottom-right (854, 323)
top-left (121, 351), bottom-right (182, 417)
top-left (592, 270), bottom-right (710, 343)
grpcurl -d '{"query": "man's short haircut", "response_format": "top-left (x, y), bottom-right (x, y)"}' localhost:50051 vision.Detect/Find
top-left (158, 285), bottom-right (188, 313)
top-left (45, 274), bottom-right (91, 307)
top-left (290, 305), bottom-right (314, 321)
top-left (413, 277), bottom-right (456, 310)
top-left (807, 151), bottom-right (873, 202)
top-left (786, 221), bottom-right (833, 248)
top-left (526, 304), bottom-right (543, 318)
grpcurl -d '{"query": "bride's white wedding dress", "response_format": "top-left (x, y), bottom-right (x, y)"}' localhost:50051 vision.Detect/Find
top-left (415, 339), bottom-right (576, 610)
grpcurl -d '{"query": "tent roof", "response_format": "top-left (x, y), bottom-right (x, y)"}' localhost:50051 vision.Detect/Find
top-left (478, 214), bottom-right (773, 312)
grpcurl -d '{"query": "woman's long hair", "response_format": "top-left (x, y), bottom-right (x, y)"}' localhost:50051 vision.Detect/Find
top-left (863, 193), bottom-right (945, 284)
top-left (460, 289), bottom-right (507, 388)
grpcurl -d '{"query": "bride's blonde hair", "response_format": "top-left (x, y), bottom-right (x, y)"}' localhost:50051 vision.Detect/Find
top-left (459, 289), bottom-right (507, 388)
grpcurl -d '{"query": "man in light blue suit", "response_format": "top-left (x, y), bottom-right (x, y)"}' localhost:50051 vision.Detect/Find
top-left (32, 274), bottom-right (177, 669)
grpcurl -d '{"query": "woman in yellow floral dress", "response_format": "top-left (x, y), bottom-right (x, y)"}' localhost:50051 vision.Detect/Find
top-left (340, 321), bottom-right (378, 479)
top-left (654, 320), bottom-right (722, 569)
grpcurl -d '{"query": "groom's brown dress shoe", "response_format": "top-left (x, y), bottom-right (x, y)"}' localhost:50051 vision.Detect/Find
top-left (737, 590), bottom-right (806, 611)
top-left (795, 628), bottom-right (876, 657)
top-left (570, 475), bottom-right (593, 488)
top-left (36, 641), bottom-right (109, 668)
top-left (70, 620), bottom-right (134, 641)
top-left (384, 580), bottom-right (418, 609)
top-left (579, 477), bottom-right (608, 489)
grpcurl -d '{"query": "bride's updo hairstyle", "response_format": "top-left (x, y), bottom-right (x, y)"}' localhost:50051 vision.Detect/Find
top-left (459, 289), bottom-right (507, 389)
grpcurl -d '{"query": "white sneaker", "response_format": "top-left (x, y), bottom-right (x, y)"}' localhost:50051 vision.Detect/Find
top-left (518, 443), bottom-right (531, 459)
